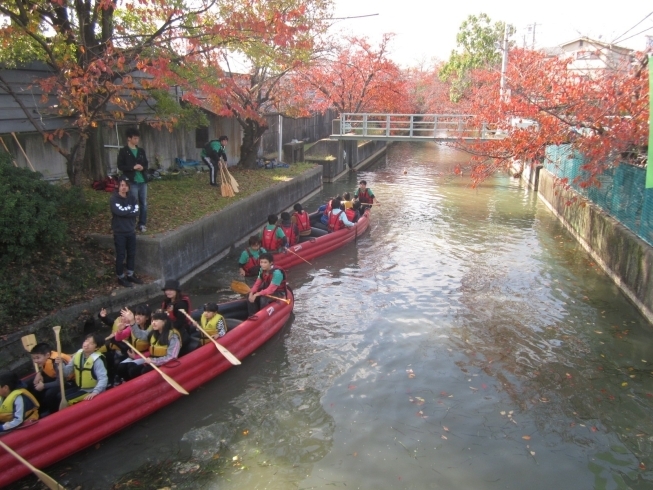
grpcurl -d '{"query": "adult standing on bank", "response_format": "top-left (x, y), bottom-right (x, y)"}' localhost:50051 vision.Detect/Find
top-left (117, 128), bottom-right (149, 232)
top-left (201, 135), bottom-right (228, 187)
top-left (111, 176), bottom-right (143, 288)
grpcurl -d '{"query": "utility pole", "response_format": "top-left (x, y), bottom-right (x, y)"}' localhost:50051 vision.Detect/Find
top-left (500, 23), bottom-right (509, 103)
top-left (526, 22), bottom-right (540, 49)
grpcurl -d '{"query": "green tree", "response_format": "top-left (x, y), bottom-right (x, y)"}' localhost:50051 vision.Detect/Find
top-left (439, 13), bottom-right (513, 102)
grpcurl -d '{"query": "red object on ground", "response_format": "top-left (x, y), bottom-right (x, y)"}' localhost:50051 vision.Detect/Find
top-left (0, 293), bottom-right (294, 488)
top-left (272, 209), bottom-right (370, 270)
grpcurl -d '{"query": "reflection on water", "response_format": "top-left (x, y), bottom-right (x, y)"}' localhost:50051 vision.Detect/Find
top-left (12, 142), bottom-right (653, 490)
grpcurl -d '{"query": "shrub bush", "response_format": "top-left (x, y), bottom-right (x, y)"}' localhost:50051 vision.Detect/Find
top-left (0, 152), bottom-right (67, 266)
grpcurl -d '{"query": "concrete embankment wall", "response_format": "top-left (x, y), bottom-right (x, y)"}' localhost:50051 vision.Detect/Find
top-left (305, 139), bottom-right (387, 182)
top-left (92, 166), bottom-right (323, 282)
top-left (538, 169), bottom-right (653, 323)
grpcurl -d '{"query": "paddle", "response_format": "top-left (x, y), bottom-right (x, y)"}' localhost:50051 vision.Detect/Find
top-left (0, 440), bottom-right (65, 490)
top-left (21, 335), bottom-right (39, 374)
top-left (179, 309), bottom-right (241, 365)
top-left (52, 327), bottom-right (69, 411)
top-left (230, 280), bottom-right (290, 304)
top-left (122, 340), bottom-right (189, 395)
top-left (285, 247), bottom-right (312, 266)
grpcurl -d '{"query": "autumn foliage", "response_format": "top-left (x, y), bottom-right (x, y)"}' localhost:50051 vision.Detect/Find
top-left (453, 48), bottom-right (649, 185)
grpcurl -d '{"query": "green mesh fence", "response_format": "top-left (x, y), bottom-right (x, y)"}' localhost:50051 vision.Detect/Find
top-left (544, 144), bottom-right (653, 246)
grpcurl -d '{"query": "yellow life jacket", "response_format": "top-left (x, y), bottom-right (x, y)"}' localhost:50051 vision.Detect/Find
top-left (149, 329), bottom-right (181, 358)
top-left (42, 351), bottom-right (73, 380)
top-left (131, 326), bottom-right (152, 352)
top-left (0, 389), bottom-right (39, 423)
top-left (200, 314), bottom-right (227, 345)
top-left (72, 350), bottom-right (105, 390)
top-left (99, 317), bottom-right (124, 353)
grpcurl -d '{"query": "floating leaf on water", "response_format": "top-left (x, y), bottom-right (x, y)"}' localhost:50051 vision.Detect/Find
top-left (630, 375), bottom-right (636, 379)
top-left (408, 373), bottom-right (416, 379)
top-left (594, 331), bottom-right (602, 334)
top-left (443, 426), bottom-right (449, 432)
top-left (622, 382), bottom-right (628, 387)
top-left (640, 462), bottom-right (646, 470)
top-left (591, 426), bottom-right (598, 432)
top-left (530, 451), bottom-right (536, 456)
top-left (565, 373), bottom-right (572, 379)
top-left (243, 429), bottom-right (249, 436)
top-left (233, 455), bottom-right (240, 461)
top-left (441, 435), bottom-right (448, 440)
top-left (470, 386), bottom-right (478, 391)
top-left (522, 435), bottom-right (531, 440)
top-left (500, 411), bottom-right (506, 416)
top-left (415, 397), bottom-right (425, 405)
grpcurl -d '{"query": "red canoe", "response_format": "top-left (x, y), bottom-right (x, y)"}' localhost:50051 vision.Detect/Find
top-left (271, 209), bottom-right (370, 270)
top-left (0, 293), bottom-right (294, 488)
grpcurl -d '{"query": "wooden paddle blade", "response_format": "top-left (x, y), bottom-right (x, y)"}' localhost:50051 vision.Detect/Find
top-left (52, 326), bottom-right (69, 409)
top-left (155, 367), bottom-right (190, 395)
top-left (122, 340), bottom-right (189, 395)
top-left (21, 334), bottom-right (37, 352)
top-left (230, 280), bottom-right (251, 295)
top-left (179, 309), bottom-right (242, 366)
top-left (0, 440), bottom-right (65, 490)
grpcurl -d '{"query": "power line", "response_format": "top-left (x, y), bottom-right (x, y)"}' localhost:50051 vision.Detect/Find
top-left (617, 25), bottom-right (653, 44)
top-left (331, 14), bottom-right (379, 21)
top-left (612, 11), bottom-right (653, 44)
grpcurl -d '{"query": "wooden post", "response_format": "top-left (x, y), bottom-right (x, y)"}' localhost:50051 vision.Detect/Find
top-left (0, 137), bottom-right (18, 167)
top-left (11, 132), bottom-right (35, 171)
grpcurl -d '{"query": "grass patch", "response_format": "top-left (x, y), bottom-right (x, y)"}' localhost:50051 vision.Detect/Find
top-left (75, 163), bottom-right (317, 236)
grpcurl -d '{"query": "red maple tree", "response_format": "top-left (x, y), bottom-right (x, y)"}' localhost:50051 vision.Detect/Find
top-left (452, 48), bottom-right (649, 185)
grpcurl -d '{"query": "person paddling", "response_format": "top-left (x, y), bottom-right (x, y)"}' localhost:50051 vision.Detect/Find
top-left (354, 180), bottom-right (378, 213)
top-left (247, 253), bottom-right (288, 315)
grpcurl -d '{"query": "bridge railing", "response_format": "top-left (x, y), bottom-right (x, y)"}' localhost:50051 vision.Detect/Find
top-left (334, 113), bottom-right (501, 140)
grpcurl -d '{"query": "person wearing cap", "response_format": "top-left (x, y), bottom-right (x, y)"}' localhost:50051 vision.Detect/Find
top-left (117, 128), bottom-right (149, 232)
top-left (111, 176), bottom-right (143, 288)
top-left (199, 303), bottom-right (227, 344)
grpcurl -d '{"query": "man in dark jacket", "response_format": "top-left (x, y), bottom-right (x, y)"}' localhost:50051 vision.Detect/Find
top-left (117, 128), bottom-right (149, 232)
top-left (111, 176), bottom-right (143, 288)
top-left (200, 135), bottom-right (228, 186)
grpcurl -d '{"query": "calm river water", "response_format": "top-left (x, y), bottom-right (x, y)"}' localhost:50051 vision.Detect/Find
top-left (16, 142), bottom-right (653, 489)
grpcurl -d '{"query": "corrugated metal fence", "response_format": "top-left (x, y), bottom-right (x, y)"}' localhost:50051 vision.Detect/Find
top-left (544, 144), bottom-right (653, 247)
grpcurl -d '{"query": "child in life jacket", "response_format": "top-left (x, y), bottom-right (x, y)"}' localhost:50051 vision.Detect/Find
top-left (0, 371), bottom-right (39, 432)
top-left (238, 236), bottom-right (267, 277)
top-left (59, 333), bottom-right (108, 404)
top-left (260, 214), bottom-right (288, 253)
top-left (199, 302), bottom-right (227, 344)
top-left (28, 342), bottom-right (72, 415)
top-left (279, 212), bottom-right (299, 247)
top-left (247, 253), bottom-right (288, 315)
top-left (120, 310), bottom-right (182, 381)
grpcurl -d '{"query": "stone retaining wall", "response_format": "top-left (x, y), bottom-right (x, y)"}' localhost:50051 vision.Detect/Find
top-left (91, 166), bottom-right (323, 281)
top-left (538, 169), bottom-right (653, 322)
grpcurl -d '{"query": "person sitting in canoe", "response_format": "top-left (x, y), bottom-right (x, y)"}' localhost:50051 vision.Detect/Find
top-left (348, 201), bottom-right (362, 223)
top-left (161, 279), bottom-right (193, 353)
top-left (199, 302), bottom-right (227, 344)
top-left (327, 197), bottom-right (355, 232)
top-left (354, 180), bottom-right (378, 212)
top-left (342, 192), bottom-right (354, 209)
top-left (28, 343), bottom-right (72, 415)
top-left (58, 333), bottom-right (109, 404)
top-left (0, 371), bottom-right (39, 432)
top-left (292, 203), bottom-right (328, 241)
top-left (247, 253), bottom-right (288, 315)
top-left (238, 236), bottom-right (267, 277)
top-left (279, 212), bottom-right (299, 247)
top-left (119, 310), bottom-right (182, 381)
top-left (260, 214), bottom-right (288, 253)
top-left (110, 305), bottom-right (153, 384)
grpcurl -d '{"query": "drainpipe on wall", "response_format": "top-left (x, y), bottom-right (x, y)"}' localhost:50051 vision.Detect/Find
top-left (278, 114), bottom-right (283, 162)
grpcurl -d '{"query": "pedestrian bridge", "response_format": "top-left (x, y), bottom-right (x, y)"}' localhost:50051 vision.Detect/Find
top-left (331, 113), bottom-right (504, 142)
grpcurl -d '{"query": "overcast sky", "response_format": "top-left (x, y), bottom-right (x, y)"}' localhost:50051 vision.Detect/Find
top-left (331, 1), bottom-right (653, 67)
